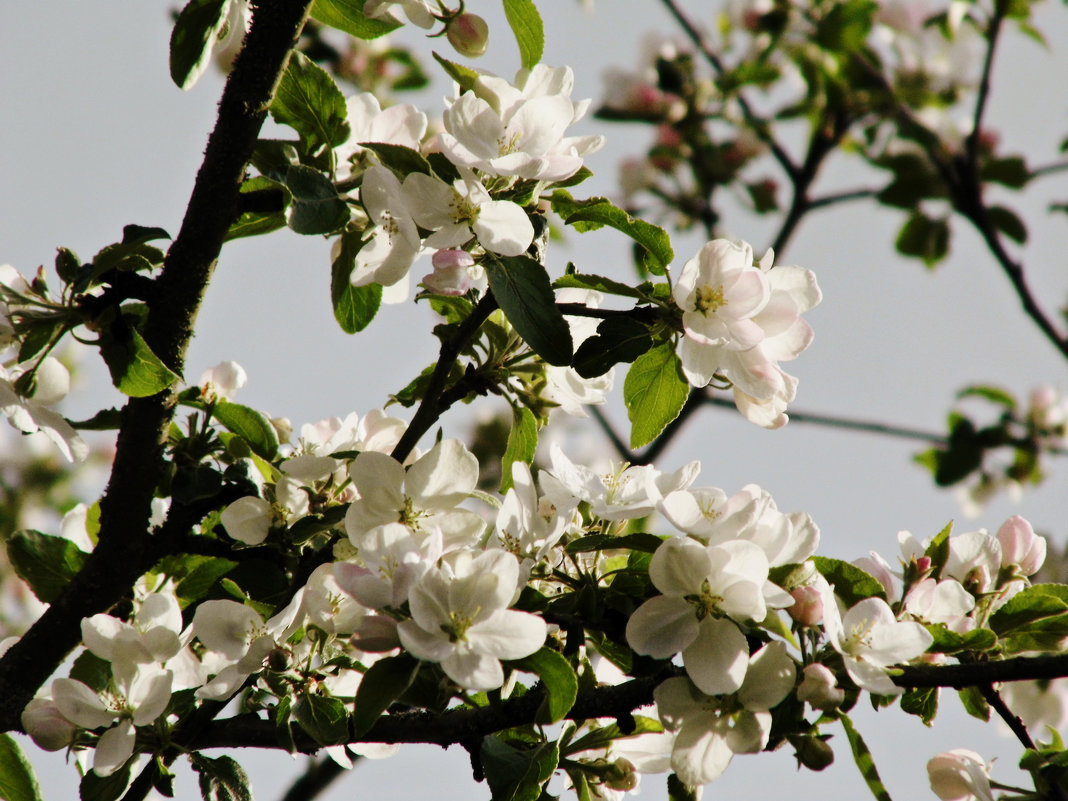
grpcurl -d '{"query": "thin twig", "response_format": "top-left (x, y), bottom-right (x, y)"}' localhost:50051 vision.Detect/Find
top-left (807, 188), bottom-right (879, 210)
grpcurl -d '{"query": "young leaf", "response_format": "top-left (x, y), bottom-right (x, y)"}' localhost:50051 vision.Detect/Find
top-left (507, 647), bottom-right (578, 724)
top-left (283, 165), bottom-right (350, 235)
top-left (311, 0), bottom-right (402, 39)
top-left (212, 401), bottom-right (280, 460)
top-left (553, 273), bottom-right (650, 300)
top-left (190, 754), bottom-right (253, 801)
top-left (432, 52), bottom-right (482, 93)
top-left (838, 714), bottom-right (893, 801)
top-left (0, 734), bottom-right (42, 801)
top-left (811, 557), bottom-right (887, 606)
top-left (294, 693), bottom-right (350, 746)
top-left (558, 195), bottom-right (673, 274)
top-left (501, 406), bottom-right (538, 493)
top-left (97, 325), bottom-right (181, 398)
top-left (169, 0), bottom-right (231, 91)
top-left (353, 654), bottom-right (420, 736)
top-left (623, 343), bottom-right (689, 448)
top-left (895, 212), bottom-right (950, 268)
top-left (485, 255), bottom-right (574, 366)
top-left (359, 143), bottom-right (432, 178)
top-left (226, 177), bottom-right (289, 241)
top-left (331, 231), bottom-right (383, 333)
top-left (7, 530), bottom-right (88, 604)
top-left (271, 51), bottom-right (350, 154)
top-left (572, 316), bottom-right (653, 379)
top-left (502, 0), bottom-right (545, 70)
top-left (481, 736), bottom-right (559, 801)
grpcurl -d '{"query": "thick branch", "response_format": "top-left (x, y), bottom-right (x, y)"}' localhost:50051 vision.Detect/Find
top-left (0, 0), bottom-right (314, 734)
top-left (894, 653), bottom-right (1068, 688)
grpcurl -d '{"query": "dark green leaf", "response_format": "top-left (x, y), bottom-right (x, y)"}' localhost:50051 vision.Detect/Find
top-left (80, 761), bottom-right (131, 801)
top-left (987, 205), bottom-right (1028, 244)
top-left (353, 654), bottom-right (420, 736)
top-left (294, 693), bottom-right (350, 746)
top-left (54, 247), bottom-right (81, 283)
top-left (0, 734), bottom-right (42, 801)
top-left (70, 408), bottom-right (123, 431)
top-left (815, 0), bottom-right (877, 51)
top-left (211, 401), bottom-right (280, 460)
top-left (623, 343), bottom-right (689, 448)
top-left (481, 736), bottom-right (558, 801)
top-left (97, 325), bottom-right (181, 397)
top-left (121, 225), bottom-right (171, 246)
top-left (990, 584), bottom-right (1068, 636)
top-left (895, 212), bottom-right (950, 268)
top-left (174, 556), bottom-right (239, 608)
top-left (572, 316), bottom-right (653, 379)
top-left (900, 686), bottom-right (938, 725)
top-left (811, 557), bottom-right (887, 606)
top-left (283, 165), bottom-right (350, 235)
top-left (190, 754), bottom-right (253, 801)
top-left (7, 530), bottom-right (88, 604)
top-left (17, 324), bottom-right (58, 365)
top-left (311, 0), bottom-right (401, 39)
top-left (502, 0), bottom-right (544, 70)
top-left (667, 773), bottom-right (700, 801)
top-left (360, 143), bottom-right (432, 177)
top-left (558, 194), bottom-right (673, 274)
top-left (957, 686), bottom-right (990, 722)
top-left (271, 52), bottom-right (350, 153)
top-left (980, 156), bottom-right (1031, 188)
top-left (331, 231), bottom-right (382, 333)
top-left (485, 255), bottom-right (574, 366)
top-left (553, 273), bottom-right (650, 300)
top-left (226, 177), bottom-right (288, 241)
top-left (433, 52), bottom-right (482, 93)
top-left (501, 406), bottom-right (538, 493)
top-left (169, 0), bottom-right (230, 90)
top-left (565, 533), bottom-right (664, 554)
top-left (838, 713), bottom-right (893, 801)
top-left (508, 648), bottom-right (577, 724)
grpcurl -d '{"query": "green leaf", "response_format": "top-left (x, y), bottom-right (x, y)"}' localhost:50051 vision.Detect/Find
top-left (957, 686), bottom-right (990, 722)
top-left (667, 773), bottom-right (700, 801)
top-left (190, 754), bottom-right (253, 801)
top-left (980, 155), bottom-right (1031, 188)
top-left (508, 647), bottom-right (577, 724)
top-left (811, 557), bottom-right (887, 606)
top-left (572, 316), bottom-right (653, 379)
top-left (331, 232), bottom-right (382, 333)
top-left (294, 693), bottom-right (350, 746)
top-left (353, 654), bottom-right (420, 736)
top-left (623, 343), bottom-right (689, 448)
top-left (956, 385), bottom-right (1017, 408)
top-left (815, 0), bottom-right (877, 51)
top-left (433, 52), bottom-right (482, 93)
top-left (839, 714), bottom-right (893, 801)
top-left (173, 555), bottom-right (239, 608)
top-left (481, 736), bottom-right (559, 801)
top-left (226, 177), bottom-right (288, 241)
top-left (895, 212), bottom-right (950, 268)
top-left (311, 0), bottom-right (402, 39)
top-left (121, 225), bottom-right (171, 246)
top-left (80, 760), bottom-right (132, 801)
top-left (7, 530), bottom-right (88, 603)
top-left (924, 521), bottom-right (954, 574)
top-left (271, 51), bottom-right (350, 154)
top-left (485, 255), bottom-right (574, 366)
top-left (169, 0), bottom-right (230, 90)
top-left (900, 686), bottom-right (938, 725)
top-left (990, 584), bottom-right (1068, 636)
top-left (69, 651), bottom-right (114, 693)
top-left (563, 716), bottom-right (663, 756)
top-left (0, 734), bottom-right (42, 801)
top-left (565, 533), bottom-right (664, 554)
top-left (553, 273), bottom-right (651, 300)
top-left (987, 205), bottom-right (1028, 244)
top-left (97, 325), bottom-right (181, 397)
top-left (501, 406), bottom-right (538, 493)
top-left (283, 165), bottom-right (350, 235)
top-left (502, 0), bottom-right (545, 70)
top-left (360, 143), bottom-right (432, 178)
top-left (212, 401), bottom-right (280, 460)
top-left (558, 194), bottom-right (673, 274)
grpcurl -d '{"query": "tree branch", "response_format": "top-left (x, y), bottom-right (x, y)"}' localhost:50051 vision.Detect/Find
top-left (0, 0), bottom-right (315, 734)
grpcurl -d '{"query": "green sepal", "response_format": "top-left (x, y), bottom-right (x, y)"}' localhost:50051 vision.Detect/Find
top-left (507, 647), bottom-right (577, 724)
top-left (271, 51), bottom-right (350, 155)
top-left (0, 734), bottom-right (42, 801)
top-left (169, 0), bottom-right (231, 91)
top-left (7, 530), bottom-right (89, 604)
top-left (311, 0), bottom-right (402, 39)
top-left (623, 343), bottom-right (689, 448)
top-left (502, 0), bottom-right (545, 70)
top-left (485, 255), bottom-right (574, 366)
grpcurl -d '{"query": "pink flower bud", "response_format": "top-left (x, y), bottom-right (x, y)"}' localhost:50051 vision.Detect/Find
top-left (797, 663), bottom-right (844, 710)
top-left (446, 13), bottom-right (489, 58)
top-left (423, 250), bottom-right (477, 296)
top-left (787, 585), bottom-right (824, 627)
top-left (996, 515), bottom-right (1046, 576)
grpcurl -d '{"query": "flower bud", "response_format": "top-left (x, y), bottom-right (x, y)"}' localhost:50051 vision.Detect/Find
top-left (996, 515), bottom-right (1046, 576)
top-left (446, 13), bottom-right (489, 58)
top-left (22, 697), bottom-right (77, 751)
top-left (787, 585), bottom-right (824, 627)
top-left (797, 663), bottom-right (844, 710)
top-left (602, 758), bottom-right (638, 792)
top-left (788, 733), bottom-right (834, 771)
top-left (927, 749), bottom-right (994, 801)
top-left (423, 249), bottom-right (477, 296)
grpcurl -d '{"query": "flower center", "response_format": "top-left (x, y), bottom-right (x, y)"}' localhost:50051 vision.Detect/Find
top-left (685, 579), bottom-right (723, 620)
top-left (695, 284), bottom-right (727, 315)
top-left (497, 130), bottom-right (523, 156)
top-left (441, 609), bottom-right (480, 643)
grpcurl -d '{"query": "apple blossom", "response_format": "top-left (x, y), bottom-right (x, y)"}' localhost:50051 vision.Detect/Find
top-left (334, 93), bottom-right (427, 181)
top-left (0, 361), bottom-right (87, 462)
top-left (796, 663), bottom-right (844, 710)
top-left (903, 578), bottom-right (975, 633)
top-left (996, 514), bottom-right (1046, 577)
top-left (926, 749), bottom-right (995, 801)
top-left (396, 549), bottom-right (547, 690)
top-left (352, 165), bottom-right (423, 288)
top-left (544, 289), bottom-right (615, 416)
top-left (422, 248), bottom-right (485, 296)
top-left (363, 0), bottom-right (437, 28)
top-left (199, 359), bottom-right (247, 402)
